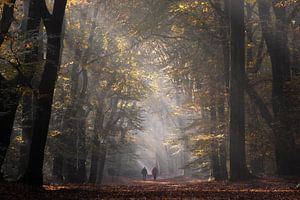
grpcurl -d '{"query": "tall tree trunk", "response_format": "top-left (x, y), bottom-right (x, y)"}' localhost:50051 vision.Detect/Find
top-left (211, 0), bottom-right (230, 180)
top-left (20, 0), bottom-right (67, 186)
top-left (229, 0), bottom-right (251, 181)
top-left (64, 59), bottom-right (81, 183)
top-left (0, 0), bottom-right (40, 178)
top-left (0, 1), bottom-right (18, 177)
top-left (258, 0), bottom-right (298, 176)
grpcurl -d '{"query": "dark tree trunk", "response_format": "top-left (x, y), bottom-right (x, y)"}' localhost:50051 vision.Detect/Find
top-left (0, 0), bottom-right (40, 177)
top-left (245, 2), bottom-right (255, 70)
top-left (211, 0), bottom-right (230, 181)
top-left (88, 108), bottom-right (103, 184)
top-left (291, 16), bottom-right (300, 76)
top-left (19, 92), bottom-right (34, 176)
top-left (0, 1), bottom-right (18, 177)
top-left (116, 128), bottom-right (127, 176)
top-left (88, 134), bottom-right (100, 184)
top-left (258, 0), bottom-right (298, 176)
top-left (218, 139), bottom-right (228, 179)
top-left (0, 81), bottom-right (20, 178)
top-left (229, 0), bottom-right (251, 181)
top-left (97, 143), bottom-right (107, 184)
top-left (20, 0), bottom-right (67, 186)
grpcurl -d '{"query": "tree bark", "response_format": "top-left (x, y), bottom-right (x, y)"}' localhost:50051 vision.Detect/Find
top-left (229, 0), bottom-right (251, 181)
top-left (0, 0), bottom-right (40, 177)
top-left (88, 133), bottom-right (100, 184)
top-left (20, 0), bottom-right (67, 186)
top-left (0, 81), bottom-right (20, 178)
top-left (88, 108), bottom-right (103, 184)
top-left (258, 0), bottom-right (298, 176)
top-left (96, 143), bottom-right (107, 184)
top-left (19, 91), bottom-right (34, 176)
top-left (217, 97), bottom-right (228, 180)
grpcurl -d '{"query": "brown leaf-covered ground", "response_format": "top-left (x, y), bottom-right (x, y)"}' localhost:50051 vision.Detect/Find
top-left (1, 177), bottom-right (299, 199)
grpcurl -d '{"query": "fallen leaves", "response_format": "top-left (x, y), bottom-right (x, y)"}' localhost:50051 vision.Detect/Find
top-left (1, 177), bottom-right (300, 199)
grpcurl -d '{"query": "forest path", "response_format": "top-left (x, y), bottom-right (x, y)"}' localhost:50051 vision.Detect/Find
top-left (1, 178), bottom-right (300, 199)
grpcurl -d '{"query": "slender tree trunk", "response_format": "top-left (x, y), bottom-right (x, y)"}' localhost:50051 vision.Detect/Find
top-left (19, 91), bottom-right (34, 176)
top-left (229, 0), bottom-right (251, 181)
top-left (64, 60), bottom-right (80, 183)
top-left (88, 108), bottom-right (103, 184)
top-left (217, 97), bottom-right (228, 180)
top-left (115, 129), bottom-right (126, 176)
top-left (76, 111), bottom-right (87, 183)
top-left (210, 102), bottom-right (221, 180)
top-left (97, 143), bottom-right (107, 184)
top-left (291, 17), bottom-right (300, 76)
top-left (245, 2), bottom-right (254, 70)
top-left (88, 134), bottom-right (100, 184)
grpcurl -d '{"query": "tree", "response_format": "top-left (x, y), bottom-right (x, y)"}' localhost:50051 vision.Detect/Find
top-left (0, 0), bottom-right (41, 178)
top-left (257, 0), bottom-right (299, 176)
top-left (228, 0), bottom-right (251, 181)
top-left (20, 0), bottom-right (67, 186)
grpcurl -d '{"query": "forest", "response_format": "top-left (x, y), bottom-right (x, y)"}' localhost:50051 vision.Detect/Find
top-left (0, 0), bottom-right (299, 199)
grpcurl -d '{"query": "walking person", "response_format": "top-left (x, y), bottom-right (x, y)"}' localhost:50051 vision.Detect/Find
top-left (152, 166), bottom-right (158, 181)
top-left (141, 167), bottom-right (148, 181)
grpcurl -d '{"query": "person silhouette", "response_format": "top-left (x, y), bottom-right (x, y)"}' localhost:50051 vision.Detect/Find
top-left (152, 166), bottom-right (158, 180)
top-left (141, 167), bottom-right (147, 180)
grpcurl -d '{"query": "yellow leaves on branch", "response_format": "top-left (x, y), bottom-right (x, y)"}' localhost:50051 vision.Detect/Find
top-left (191, 134), bottom-right (224, 142)
top-left (0, 0), bottom-right (14, 7)
top-left (274, 0), bottom-right (298, 7)
top-left (116, 37), bottom-right (128, 52)
top-left (171, 1), bottom-right (210, 13)
top-left (49, 130), bottom-right (62, 137)
top-left (68, 0), bottom-right (91, 6)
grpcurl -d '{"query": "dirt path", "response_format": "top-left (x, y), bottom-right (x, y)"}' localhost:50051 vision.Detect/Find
top-left (1, 178), bottom-right (299, 199)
